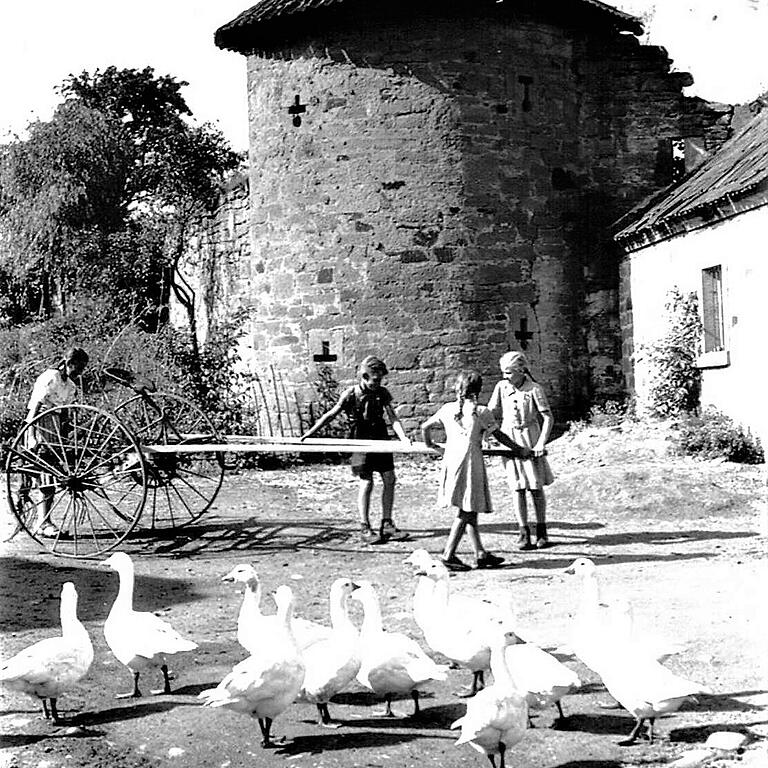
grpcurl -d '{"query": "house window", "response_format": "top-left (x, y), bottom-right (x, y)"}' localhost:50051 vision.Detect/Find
top-left (701, 265), bottom-right (724, 352)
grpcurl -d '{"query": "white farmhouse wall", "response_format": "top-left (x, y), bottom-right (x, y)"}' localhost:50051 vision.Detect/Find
top-left (629, 205), bottom-right (768, 448)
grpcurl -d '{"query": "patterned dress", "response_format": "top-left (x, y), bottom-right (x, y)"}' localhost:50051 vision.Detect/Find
top-left (422, 401), bottom-right (498, 512)
top-left (487, 378), bottom-right (554, 490)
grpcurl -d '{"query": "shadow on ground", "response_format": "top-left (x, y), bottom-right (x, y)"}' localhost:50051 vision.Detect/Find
top-left (0, 555), bottom-right (202, 631)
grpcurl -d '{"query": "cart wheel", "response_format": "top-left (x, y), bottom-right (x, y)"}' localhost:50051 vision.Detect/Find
top-left (114, 393), bottom-right (224, 529)
top-left (4, 405), bottom-right (148, 558)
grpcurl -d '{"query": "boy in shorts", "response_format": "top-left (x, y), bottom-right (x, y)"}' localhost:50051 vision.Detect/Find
top-left (301, 356), bottom-right (411, 543)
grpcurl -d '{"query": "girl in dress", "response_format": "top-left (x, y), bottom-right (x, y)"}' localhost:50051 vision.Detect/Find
top-left (421, 371), bottom-right (530, 571)
top-left (488, 351), bottom-right (554, 550)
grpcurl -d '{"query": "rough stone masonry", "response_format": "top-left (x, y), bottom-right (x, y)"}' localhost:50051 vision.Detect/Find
top-left (185, 1), bottom-right (732, 432)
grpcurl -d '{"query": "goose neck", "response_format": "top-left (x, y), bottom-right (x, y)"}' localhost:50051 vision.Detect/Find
top-left (413, 577), bottom-right (434, 624)
top-left (358, 592), bottom-right (383, 637)
top-left (243, 580), bottom-right (262, 611)
top-left (60, 592), bottom-right (82, 636)
top-left (330, 593), bottom-right (354, 632)
top-left (113, 565), bottom-right (135, 612)
top-left (489, 637), bottom-right (515, 690)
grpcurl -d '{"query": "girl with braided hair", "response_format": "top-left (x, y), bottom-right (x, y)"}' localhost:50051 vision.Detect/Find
top-left (421, 370), bottom-right (531, 571)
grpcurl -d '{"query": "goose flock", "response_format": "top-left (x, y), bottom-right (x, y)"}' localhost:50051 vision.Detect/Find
top-left (0, 551), bottom-right (712, 766)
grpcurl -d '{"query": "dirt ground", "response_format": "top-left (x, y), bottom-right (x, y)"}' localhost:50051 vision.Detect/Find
top-left (0, 422), bottom-right (766, 768)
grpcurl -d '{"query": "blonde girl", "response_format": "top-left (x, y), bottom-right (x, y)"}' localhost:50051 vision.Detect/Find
top-left (488, 351), bottom-right (554, 549)
top-left (421, 370), bottom-right (530, 570)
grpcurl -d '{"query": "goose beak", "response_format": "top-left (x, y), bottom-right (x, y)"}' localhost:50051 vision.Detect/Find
top-left (413, 568), bottom-right (428, 577)
top-left (350, 581), bottom-right (361, 591)
top-left (562, 565), bottom-right (576, 575)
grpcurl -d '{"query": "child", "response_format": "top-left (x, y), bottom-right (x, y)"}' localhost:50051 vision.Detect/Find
top-left (488, 351), bottom-right (555, 549)
top-left (23, 346), bottom-right (89, 536)
top-left (421, 370), bottom-right (531, 571)
top-left (301, 355), bottom-right (411, 544)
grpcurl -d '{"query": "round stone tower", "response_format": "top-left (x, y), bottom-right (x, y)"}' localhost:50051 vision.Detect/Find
top-left (213, 0), bottom-right (708, 428)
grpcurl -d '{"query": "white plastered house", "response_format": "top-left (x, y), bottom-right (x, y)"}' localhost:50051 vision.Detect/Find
top-left (615, 105), bottom-right (768, 449)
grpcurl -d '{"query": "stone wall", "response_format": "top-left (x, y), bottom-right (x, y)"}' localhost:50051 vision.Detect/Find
top-left (189, 7), bottom-right (728, 433)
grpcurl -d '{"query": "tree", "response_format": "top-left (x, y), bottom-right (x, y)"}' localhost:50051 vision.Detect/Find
top-left (60, 67), bottom-right (241, 356)
top-left (0, 101), bottom-right (134, 315)
top-left (0, 66), bottom-right (240, 343)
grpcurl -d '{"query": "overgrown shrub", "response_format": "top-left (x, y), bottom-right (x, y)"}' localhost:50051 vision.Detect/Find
top-left (640, 288), bottom-right (702, 417)
top-left (0, 305), bottom-right (254, 444)
top-left (588, 397), bottom-right (635, 428)
top-left (672, 408), bottom-right (764, 464)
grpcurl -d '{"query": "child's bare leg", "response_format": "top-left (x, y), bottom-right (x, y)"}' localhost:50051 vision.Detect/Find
top-left (443, 516), bottom-right (466, 559)
top-left (512, 489), bottom-right (528, 528)
top-left (462, 511), bottom-right (483, 558)
top-left (513, 490), bottom-right (533, 549)
top-left (531, 489), bottom-right (550, 548)
top-left (380, 470), bottom-right (396, 523)
top-left (357, 478), bottom-right (374, 528)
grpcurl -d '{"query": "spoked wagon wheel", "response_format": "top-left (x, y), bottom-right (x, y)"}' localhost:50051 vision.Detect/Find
top-left (4, 405), bottom-right (148, 558)
top-left (114, 392), bottom-right (224, 530)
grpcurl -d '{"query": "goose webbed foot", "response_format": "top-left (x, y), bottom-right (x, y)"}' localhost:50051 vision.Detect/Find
top-left (410, 690), bottom-right (421, 718)
top-left (116, 670), bottom-right (142, 699)
top-left (150, 664), bottom-right (174, 695)
top-left (551, 700), bottom-right (569, 728)
top-left (618, 717), bottom-right (645, 746)
top-left (316, 703), bottom-right (342, 728)
top-left (258, 717), bottom-right (276, 748)
top-left (374, 695), bottom-right (398, 718)
top-left (455, 670), bottom-right (485, 698)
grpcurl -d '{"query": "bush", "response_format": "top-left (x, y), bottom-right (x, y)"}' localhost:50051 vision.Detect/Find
top-left (588, 397), bottom-right (635, 428)
top-left (672, 408), bottom-right (764, 464)
top-left (640, 289), bottom-right (702, 418)
top-left (0, 304), bottom-right (254, 445)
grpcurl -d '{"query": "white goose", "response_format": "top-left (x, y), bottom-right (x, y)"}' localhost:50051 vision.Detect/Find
top-left (102, 552), bottom-right (198, 697)
top-left (0, 582), bottom-right (93, 723)
top-left (199, 584), bottom-right (306, 748)
top-left (222, 563), bottom-right (265, 654)
top-left (452, 626), bottom-right (529, 768)
top-left (406, 549), bottom-right (505, 625)
top-left (564, 558), bottom-right (685, 669)
top-left (504, 642), bottom-right (580, 723)
top-left (564, 558), bottom-right (710, 743)
top-left (298, 577), bottom-right (361, 726)
top-left (223, 564), bottom-right (330, 654)
top-left (598, 651), bottom-right (711, 744)
top-left (409, 557), bottom-right (493, 696)
top-left (352, 581), bottom-right (449, 717)
top-left (563, 557), bottom-right (625, 673)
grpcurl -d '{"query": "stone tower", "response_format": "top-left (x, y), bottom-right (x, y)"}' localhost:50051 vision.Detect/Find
top-left (209, 0), bottom-right (727, 429)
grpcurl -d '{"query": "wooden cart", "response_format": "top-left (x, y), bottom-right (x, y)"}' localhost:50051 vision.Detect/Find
top-left (3, 369), bottom-right (440, 558)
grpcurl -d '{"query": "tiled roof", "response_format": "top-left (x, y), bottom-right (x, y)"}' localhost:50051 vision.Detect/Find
top-left (615, 108), bottom-right (768, 249)
top-left (215, 0), bottom-right (643, 51)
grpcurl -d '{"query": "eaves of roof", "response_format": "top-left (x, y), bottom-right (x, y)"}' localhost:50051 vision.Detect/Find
top-left (215, 0), bottom-right (643, 52)
top-left (615, 108), bottom-right (768, 253)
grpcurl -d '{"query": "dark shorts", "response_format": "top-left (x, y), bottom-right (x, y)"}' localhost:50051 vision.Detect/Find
top-left (350, 452), bottom-right (395, 480)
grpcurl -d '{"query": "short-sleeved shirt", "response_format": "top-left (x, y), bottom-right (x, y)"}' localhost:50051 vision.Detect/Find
top-left (26, 369), bottom-right (77, 421)
top-left (339, 384), bottom-right (394, 475)
top-left (339, 384), bottom-right (393, 441)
